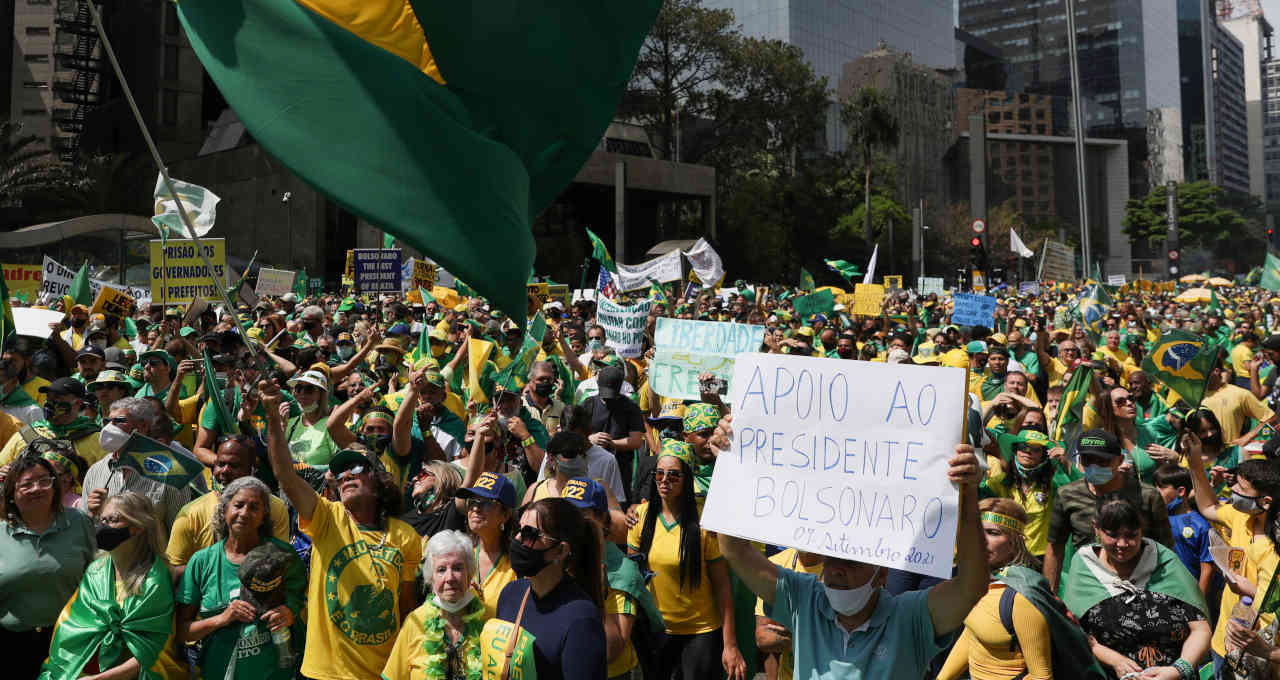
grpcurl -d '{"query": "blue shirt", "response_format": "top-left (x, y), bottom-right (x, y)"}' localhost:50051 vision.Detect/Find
top-left (1167, 501), bottom-right (1212, 577)
top-left (496, 578), bottom-right (606, 680)
top-left (771, 567), bottom-right (950, 680)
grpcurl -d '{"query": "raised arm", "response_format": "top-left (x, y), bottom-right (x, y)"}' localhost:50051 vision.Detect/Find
top-left (326, 387), bottom-right (375, 449)
top-left (392, 375), bottom-right (418, 458)
top-left (331, 326), bottom-right (381, 383)
top-left (261, 380), bottom-right (319, 520)
top-left (926, 444), bottom-right (988, 636)
top-left (1182, 431), bottom-right (1220, 522)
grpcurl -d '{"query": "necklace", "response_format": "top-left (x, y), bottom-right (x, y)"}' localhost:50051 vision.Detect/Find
top-left (420, 596), bottom-right (485, 680)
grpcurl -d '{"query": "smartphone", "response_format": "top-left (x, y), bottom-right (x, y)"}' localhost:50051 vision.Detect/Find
top-left (701, 377), bottom-right (728, 396)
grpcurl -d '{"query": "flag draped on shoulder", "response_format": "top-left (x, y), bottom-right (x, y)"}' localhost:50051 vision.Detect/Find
top-left (176, 0), bottom-right (661, 326)
top-left (1141, 330), bottom-right (1216, 409)
top-left (116, 432), bottom-right (205, 490)
top-left (1051, 365), bottom-right (1092, 444)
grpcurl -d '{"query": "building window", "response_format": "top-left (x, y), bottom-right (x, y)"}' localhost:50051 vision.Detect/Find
top-left (24, 54), bottom-right (49, 63)
top-left (162, 89), bottom-right (178, 125)
top-left (25, 26), bottom-right (50, 35)
top-left (164, 45), bottom-right (179, 80)
top-left (27, 0), bottom-right (53, 4)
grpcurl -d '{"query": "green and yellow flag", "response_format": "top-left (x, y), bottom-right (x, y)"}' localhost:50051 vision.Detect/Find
top-left (648, 278), bottom-right (668, 305)
top-left (176, 0), bottom-right (660, 325)
top-left (587, 228), bottom-right (617, 273)
top-left (1078, 284), bottom-right (1111, 340)
top-left (1142, 330), bottom-right (1217, 408)
top-left (1051, 365), bottom-right (1092, 444)
top-left (800, 267), bottom-right (816, 292)
top-left (1262, 253), bottom-right (1280, 293)
top-left (68, 261), bottom-right (93, 307)
top-left (116, 432), bottom-right (205, 490)
top-left (202, 349), bottom-right (237, 435)
top-left (824, 259), bottom-right (862, 284)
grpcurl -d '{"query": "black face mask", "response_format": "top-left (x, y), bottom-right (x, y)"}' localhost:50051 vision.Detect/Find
top-left (70, 317), bottom-right (87, 329)
top-left (96, 524), bottom-right (133, 551)
top-left (0, 359), bottom-right (20, 380)
top-left (508, 538), bottom-right (555, 577)
top-left (360, 433), bottom-right (392, 452)
top-left (533, 382), bottom-right (555, 398)
top-left (44, 401), bottom-right (73, 421)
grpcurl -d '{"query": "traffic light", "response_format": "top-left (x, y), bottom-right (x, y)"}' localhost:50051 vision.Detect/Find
top-left (969, 236), bottom-right (988, 271)
top-left (1269, 227), bottom-right (1276, 250)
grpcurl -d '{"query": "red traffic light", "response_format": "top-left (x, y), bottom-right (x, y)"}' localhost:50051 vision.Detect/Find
top-left (970, 237), bottom-right (982, 247)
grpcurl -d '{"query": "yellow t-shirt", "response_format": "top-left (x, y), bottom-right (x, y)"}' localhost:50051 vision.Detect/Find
top-left (627, 502), bottom-right (723, 635)
top-left (755, 548), bottom-right (824, 680)
top-left (938, 583), bottom-right (1052, 680)
top-left (298, 497), bottom-right (423, 680)
top-left (0, 426), bottom-right (110, 468)
top-left (981, 458), bottom-right (1051, 557)
top-left (475, 550), bottom-right (518, 621)
top-left (380, 599), bottom-right (485, 680)
top-left (164, 490), bottom-right (291, 566)
top-left (1203, 384), bottom-right (1274, 443)
top-left (605, 588), bottom-right (639, 677)
top-left (1209, 504), bottom-right (1276, 657)
top-left (1232, 343), bottom-right (1256, 379)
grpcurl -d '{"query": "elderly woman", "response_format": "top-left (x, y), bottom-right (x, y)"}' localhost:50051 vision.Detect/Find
top-left (0, 449), bottom-right (95, 677)
top-left (39, 492), bottom-right (181, 679)
top-left (1062, 493), bottom-right (1210, 680)
top-left (383, 530), bottom-right (488, 679)
top-left (177, 477), bottom-right (305, 679)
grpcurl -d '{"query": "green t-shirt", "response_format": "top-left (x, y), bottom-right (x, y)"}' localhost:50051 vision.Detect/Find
top-left (285, 414), bottom-right (338, 465)
top-left (199, 388), bottom-right (300, 436)
top-left (176, 537), bottom-right (305, 680)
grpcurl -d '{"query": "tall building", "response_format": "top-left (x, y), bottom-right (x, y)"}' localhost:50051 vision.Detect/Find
top-left (1178, 0), bottom-right (1249, 193)
top-left (1213, 21), bottom-right (1251, 193)
top-left (1264, 58), bottom-right (1280, 204)
top-left (703, 0), bottom-right (955, 150)
top-left (7, 0), bottom-right (105, 153)
top-left (959, 0), bottom-right (1184, 198)
top-left (1222, 11), bottom-right (1274, 198)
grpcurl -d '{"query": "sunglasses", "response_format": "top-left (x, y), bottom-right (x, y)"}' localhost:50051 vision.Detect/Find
top-left (466, 498), bottom-right (495, 512)
top-left (334, 464), bottom-right (367, 481)
top-left (515, 525), bottom-right (560, 546)
top-left (107, 416), bottom-right (132, 426)
top-left (654, 469), bottom-right (684, 481)
top-left (143, 358), bottom-right (167, 367)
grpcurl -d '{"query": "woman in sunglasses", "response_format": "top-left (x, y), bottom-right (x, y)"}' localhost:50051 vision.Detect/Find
top-left (489, 497), bottom-right (606, 680)
top-left (284, 370), bottom-right (338, 466)
top-left (628, 439), bottom-right (746, 680)
top-left (1093, 385), bottom-right (1175, 485)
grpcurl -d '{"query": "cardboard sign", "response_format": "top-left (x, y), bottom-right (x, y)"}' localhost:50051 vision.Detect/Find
top-left (148, 239), bottom-right (227, 304)
top-left (792, 290), bottom-right (834, 320)
top-left (701, 353), bottom-right (966, 578)
top-left (853, 284), bottom-right (885, 316)
top-left (951, 293), bottom-right (997, 328)
top-left (255, 268), bottom-right (296, 297)
top-left (409, 259), bottom-right (437, 291)
top-left (90, 286), bottom-right (135, 318)
top-left (651, 318), bottom-right (765, 401)
top-left (352, 249), bottom-right (402, 293)
top-left (918, 277), bottom-right (945, 296)
top-left (883, 275), bottom-right (903, 290)
top-left (596, 297), bottom-right (651, 358)
top-left (13, 307), bottom-right (65, 339)
top-left (971, 270), bottom-right (987, 293)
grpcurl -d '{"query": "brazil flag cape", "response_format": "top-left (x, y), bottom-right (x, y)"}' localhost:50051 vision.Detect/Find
top-left (995, 566), bottom-right (1108, 679)
top-left (1061, 538), bottom-right (1207, 620)
top-left (603, 543), bottom-right (663, 635)
top-left (39, 555), bottom-right (175, 680)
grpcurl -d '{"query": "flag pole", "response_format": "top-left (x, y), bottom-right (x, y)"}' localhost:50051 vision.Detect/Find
top-left (87, 1), bottom-right (261, 369)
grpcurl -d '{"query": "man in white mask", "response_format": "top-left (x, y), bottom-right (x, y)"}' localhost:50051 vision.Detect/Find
top-left (714, 415), bottom-right (988, 680)
top-left (77, 396), bottom-right (192, 530)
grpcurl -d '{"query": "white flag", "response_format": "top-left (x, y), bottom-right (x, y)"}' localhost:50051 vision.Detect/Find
top-left (152, 174), bottom-right (220, 240)
top-left (863, 245), bottom-right (878, 285)
top-left (1010, 228), bottom-right (1034, 258)
top-left (684, 238), bottom-right (725, 287)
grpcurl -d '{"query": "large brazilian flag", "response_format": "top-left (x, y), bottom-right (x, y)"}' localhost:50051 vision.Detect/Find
top-left (175, 0), bottom-right (661, 326)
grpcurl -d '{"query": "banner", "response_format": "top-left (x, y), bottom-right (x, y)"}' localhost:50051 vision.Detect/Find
top-left (408, 259), bottom-right (437, 291)
top-left (43, 256), bottom-right (151, 306)
top-left (1040, 240), bottom-right (1076, 281)
top-left (1018, 281), bottom-right (1041, 295)
top-left (792, 290), bottom-right (834, 319)
top-left (651, 318), bottom-right (765, 401)
top-left (1106, 274), bottom-right (1127, 286)
top-left (352, 248), bottom-right (403, 293)
top-left (3, 264), bottom-right (43, 301)
top-left (701, 353), bottom-right (966, 578)
top-left (615, 249), bottom-right (683, 292)
top-left (547, 284), bottom-right (570, 308)
top-left (596, 297), bottom-right (651, 358)
top-left (255, 267), bottom-right (295, 297)
top-left (951, 293), bottom-right (997, 328)
top-left (90, 287), bottom-right (135, 318)
top-left (146, 239), bottom-right (227, 304)
top-left (853, 284), bottom-right (885, 316)
top-left (684, 238), bottom-right (724, 287)
top-left (917, 277), bottom-right (945, 296)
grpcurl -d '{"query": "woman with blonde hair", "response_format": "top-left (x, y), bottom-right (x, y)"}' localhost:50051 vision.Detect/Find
top-left (939, 498), bottom-right (1106, 680)
top-left (39, 491), bottom-right (182, 679)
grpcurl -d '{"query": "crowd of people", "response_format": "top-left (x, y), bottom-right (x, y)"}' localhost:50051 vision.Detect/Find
top-left (2, 275), bottom-right (1280, 679)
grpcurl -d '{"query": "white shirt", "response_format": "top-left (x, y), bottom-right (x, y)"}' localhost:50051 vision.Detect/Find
top-left (536, 444), bottom-right (626, 503)
top-left (3, 403), bottom-right (43, 426)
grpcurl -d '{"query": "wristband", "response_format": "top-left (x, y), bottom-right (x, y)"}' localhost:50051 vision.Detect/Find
top-left (521, 435), bottom-right (536, 448)
top-left (1173, 658), bottom-right (1194, 680)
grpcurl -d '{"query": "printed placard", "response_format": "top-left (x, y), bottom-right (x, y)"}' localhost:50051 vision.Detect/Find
top-left (596, 297), bottom-right (651, 358)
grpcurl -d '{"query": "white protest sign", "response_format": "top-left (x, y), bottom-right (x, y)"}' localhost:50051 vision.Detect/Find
top-left (652, 318), bottom-right (765, 400)
top-left (1106, 274), bottom-right (1127, 286)
top-left (615, 249), bottom-right (683, 292)
top-left (39, 256), bottom-right (149, 307)
top-left (13, 307), bottom-right (65, 338)
top-left (917, 277), bottom-right (945, 296)
top-left (596, 297), bottom-right (651, 358)
top-left (701, 353), bottom-right (966, 578)
top-left (255, 268), bottom-right (296, 297)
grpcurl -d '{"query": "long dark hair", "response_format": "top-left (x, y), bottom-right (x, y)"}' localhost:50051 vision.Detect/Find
top-left (638, 457), bottom-right (703, 590)
top-left (2, 454), bottom-right (62, 525)
top-left (524, 498), bottom-right (604, 609)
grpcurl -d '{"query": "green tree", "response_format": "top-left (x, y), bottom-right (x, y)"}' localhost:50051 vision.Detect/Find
top-left (841, 87), bottom-right (899, 253)
top-left (1122, 180), bottom-right (1248, 248)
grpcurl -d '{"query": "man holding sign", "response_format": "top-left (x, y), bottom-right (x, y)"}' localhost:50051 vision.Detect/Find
top-left (706, 355), bottom-right (987, 680)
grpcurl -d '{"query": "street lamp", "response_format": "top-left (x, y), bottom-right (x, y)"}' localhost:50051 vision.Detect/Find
top-left (282, 191), bottom-right (293, 267)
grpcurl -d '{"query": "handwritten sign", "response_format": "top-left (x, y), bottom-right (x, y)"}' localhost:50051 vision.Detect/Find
top-left (1107, 274), bottom-right (1127, 286)
top-left (853, 284), bottom-right (885, 316)
top-left (596, 297), bottom-right (651, 358)
top-left (701, 353), bottom-right (966, 578)
top-left (255, 268), bottom-right (295, 297)
top-left (147, 239), bottom-right (227, 304)
top-left (1018, 281), bottom-right (1041, 295)
top-left (792, 290), bottom-right (834, 319)
top-left (883, 275), bottom-right (903, 290)
top-left (90, 287), bottom-right (135, 318)
top-left (918, 277), bottom-right (945, 296)
top-left (409, 259), bottom-right (437, 291)
top-left (652, 318), bottom-right (765, 400)
top-left (951, 293), bottom-right (997, 328)
top-left (352, 249), bottom-right (402, 293)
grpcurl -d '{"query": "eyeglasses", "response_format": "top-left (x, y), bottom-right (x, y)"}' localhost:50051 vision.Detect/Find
top-left (466, 498), bottom-right (494, 512)
top-left (17, 476), bottom-right (55, 493)
top-left (143, 358), bottom-right (167, 367)
top-left (107, 416), bottom-right (132, 426)
top-left (515, 525), bottom-right (560, 547)
top-left (294, 384), bottom-right (320, 394)
top-left (654, 469), bottom-right (684, 481)
top-left (334, 464), bottom-right (366, 481)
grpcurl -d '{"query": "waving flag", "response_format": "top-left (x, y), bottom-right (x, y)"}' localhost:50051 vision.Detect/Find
top-left (176, 0), bottom-right (661, 326)
top-left (824, 259), bottom-right (862, 284)
top-left (152, 174), bottom-right (220, 241)
top-left (116, 432), bottom-right (205, 490)
top-left (1078, 284), bottom-right (1111, 339)
top-left (1051, 364), bottom-right (1093, 444)
top-left (1142, 330), bottom-right (1216, 408)
top-left (799, 268), bottom-right (815, 292)
top-left (596, 268), bottom-right (617, 299)
top-left (586, 228), bottom-right (617, 274)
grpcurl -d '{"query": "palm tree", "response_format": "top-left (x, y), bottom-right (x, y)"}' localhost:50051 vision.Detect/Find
top-left (841, 87), bottom-right (899, 251)
top-left (0, 120), bottom-right (72, 211)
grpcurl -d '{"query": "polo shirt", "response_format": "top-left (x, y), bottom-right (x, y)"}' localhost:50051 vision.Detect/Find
top-left (0, 509), bottom-right (96, 631)
top-left (770, 568), bottom-right (949, 680)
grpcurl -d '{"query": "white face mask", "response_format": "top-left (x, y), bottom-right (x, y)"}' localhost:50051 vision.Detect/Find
top-left (433, 588), bottom-right (475, 613)
top-left (823, 567), bottom-right (879, 616)
top-left (301, 402), bottom-right (320, 414)
top-left (98, 423), bottom-right (130, 453)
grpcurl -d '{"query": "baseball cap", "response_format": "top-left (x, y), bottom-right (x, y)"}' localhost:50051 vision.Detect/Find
top-left (456, 471), bottom-right (517, 508)
top-left (140, 350), bottom-right (176, 373)
top-left (102, 347), bottom-right (128, 370)
top-left (288, 369), bottom-right (329, 392)
top-left (75, 344), bottom-right (106, 361)
top-left (328, 449), bottom-right (374, 475)
top-left (1262, 334), bottom-right (1280, 353)
top-left (1075, 429), bottom-right (1122, 459)
top-left (88, 370), bottom-right (132, 391)
top-left (561, 477), bottom-right (608, 513)
top-left (238, 543), bottom-right (294, 612)
top-left (596, 364), bottom-right (625, 399)
top-left (648, 401), bottom-right (686, 423)
top-left (966, 341), bottom-right (988, 354)
top-left (40, 377), bottom-right (87, 399)
top-left (281, 293), bottom-right (299, 304)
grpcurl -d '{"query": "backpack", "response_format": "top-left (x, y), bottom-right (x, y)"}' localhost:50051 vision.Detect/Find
top-left (996, 568), bottom-right (1107, 680)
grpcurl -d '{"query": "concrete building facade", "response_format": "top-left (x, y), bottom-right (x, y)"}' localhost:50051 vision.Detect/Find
top-left (1222, 13), bottom-right (1273, 198)
top-left (1264, 58), bottom-right (1280, 203)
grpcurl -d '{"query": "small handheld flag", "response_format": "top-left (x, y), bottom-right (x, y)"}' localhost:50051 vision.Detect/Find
top-left (115, 432), bottom-right (205, 490)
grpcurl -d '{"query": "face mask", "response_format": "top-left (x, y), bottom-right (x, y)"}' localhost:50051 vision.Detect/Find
top-left (1014, 458), bottom-right (1047, 476)
top-left (70, 317), bottom-right (86, 329)
top-left (301, 402), bottom-right (319, 414)
top-left (95, 524), bottom-right (133, 551)
top-left (91, 338), bottom-right (107, 350)
top-left (533, 382), bottom-right (555, 398)
top-left (823, 567), bottom-right (879, 616)
top-left (555, 455), bottom-right (588, 478)
top-left (99, 423), bottom-right (130, 453)
top-left (1232, 492), bottom-right (1265, 515)
top-left (0, 359), bottom-right (17, 379)
top-left (337, 345), bottom-right (356, 360)
top-left (1166, 496), bottom-right (1183, 514)
top-left (416, 489), bottom-right (437, 512)
top-left (1082, 465), bottom-right (1114, 486)
top-left (360, 433), bottom-right (392, 452)
top-left (433, 589), bottom-right (475, 613)
top-left (508, 538), bottom-right (555, 578)
top-left (43, 401), bottom-right (73, 421)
